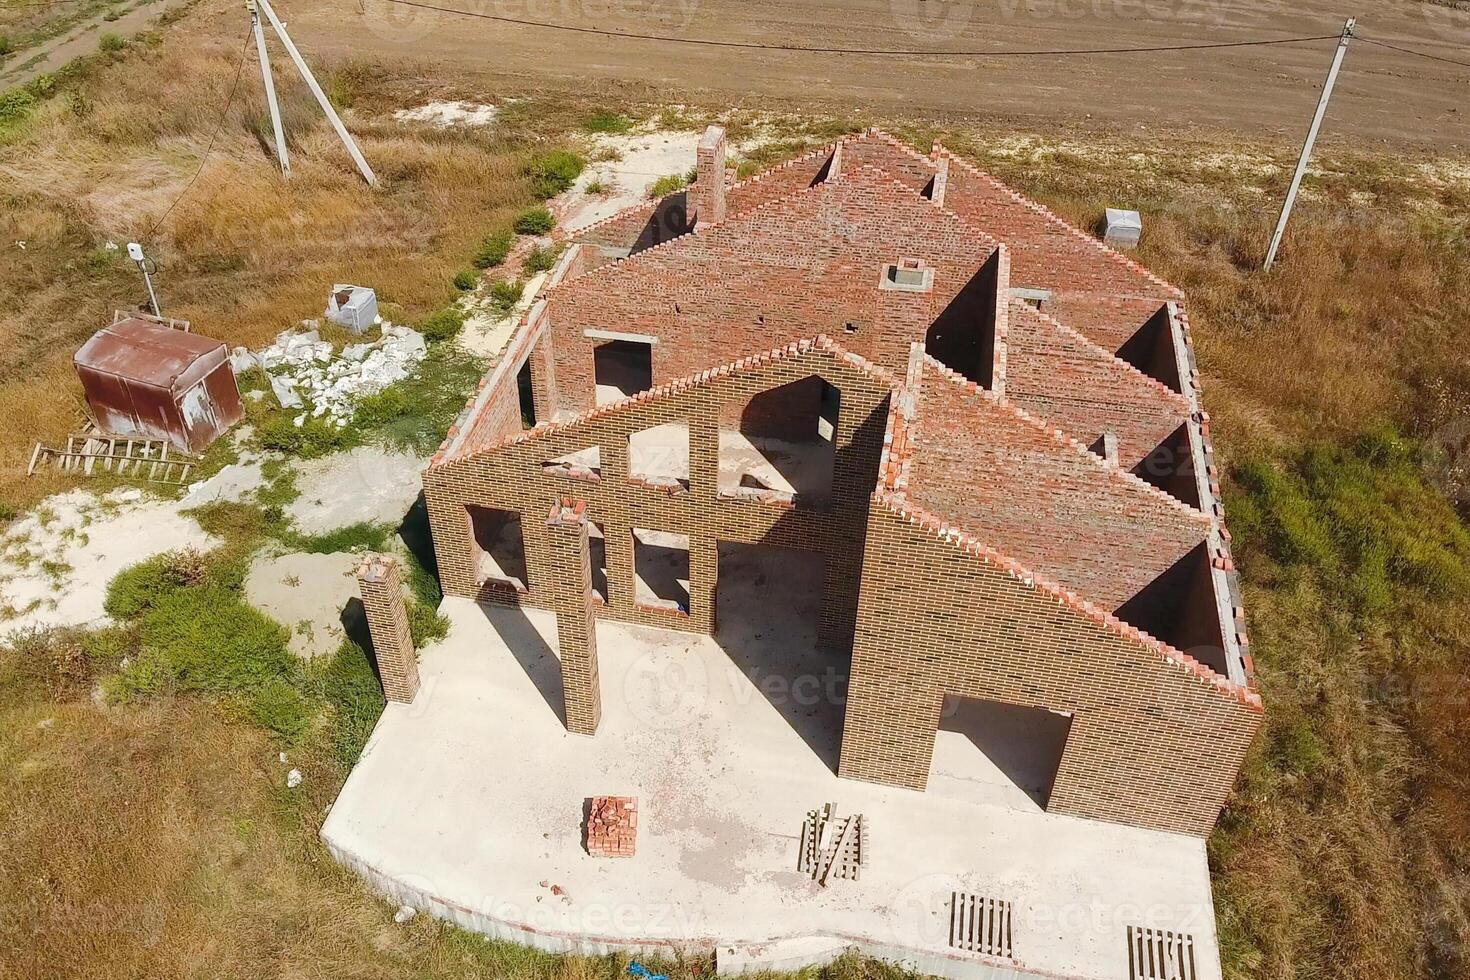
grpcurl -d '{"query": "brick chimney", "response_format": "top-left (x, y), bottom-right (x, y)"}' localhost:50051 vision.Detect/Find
top-left (691, 125), bottom-right (727, 228)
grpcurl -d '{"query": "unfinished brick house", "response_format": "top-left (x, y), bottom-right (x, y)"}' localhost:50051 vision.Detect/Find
top-left (423, 126), bottom-right (1261, 838)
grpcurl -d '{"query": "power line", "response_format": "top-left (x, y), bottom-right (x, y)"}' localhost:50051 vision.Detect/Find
top-left (1358, 34), bottom-right (1470, 70)
top-left (143, 31), bottom-right (252, 239)
top-left (371, 0), bottom-right (1340, 58)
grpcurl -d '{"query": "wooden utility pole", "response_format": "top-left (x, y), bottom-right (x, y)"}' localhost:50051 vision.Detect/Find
top-left (253, 0), bottom-right (377, 186)
top-left (1264, 17), bottom-right (1355, 270)
top-left (247, 0), bottom-right (290, 176)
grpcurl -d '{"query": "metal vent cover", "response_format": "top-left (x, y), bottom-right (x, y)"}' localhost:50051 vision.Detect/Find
top-left (1127, 926), bottom-right (1197, 980)
top-left (948, 892), bottom-right (1012, 958)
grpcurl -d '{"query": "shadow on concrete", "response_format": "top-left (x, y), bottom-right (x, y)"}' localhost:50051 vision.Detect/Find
top-left (937, 695), bottom-right (1072, 808)
top-left (397, 491), bottom-right (438, 582)
top-left (477, 601), bottom-right (566, 727)
top-left (714, 542), bottom-right (846, 773)
top-left (339, 596), bottom-right (384, 685)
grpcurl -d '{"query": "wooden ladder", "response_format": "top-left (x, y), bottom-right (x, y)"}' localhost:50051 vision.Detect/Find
top-left (28, 432), bottom-right (201, 486)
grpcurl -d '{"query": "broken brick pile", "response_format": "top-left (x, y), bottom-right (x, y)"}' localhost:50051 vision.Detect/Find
top-left (586, 796), bottom-right (638, 857)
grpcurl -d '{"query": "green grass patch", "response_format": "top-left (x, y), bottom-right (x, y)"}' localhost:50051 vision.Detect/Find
top-left (1229, 426), bottom-right (1470, 617)
top-left (256, 413), bottom-right (358, 459)
top-left (283, 521), bottom-right (394, 555)
top-left (582, 110), bottom-right (632, 134)
top-left (453, 269), bottom-right (478, 291)
top-left (353, 343), bottom-right (487, 454)
top-left (525, 148), bottom-right (584, 199)
top-left (97, 32), bottom-right (125, 53)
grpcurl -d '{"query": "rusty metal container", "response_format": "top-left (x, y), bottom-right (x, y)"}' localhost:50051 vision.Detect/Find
top-left (73, 315), bottom-right (244, 454)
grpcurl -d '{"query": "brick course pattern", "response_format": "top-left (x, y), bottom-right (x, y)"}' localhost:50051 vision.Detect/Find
top-left (356, 554), bottom-right (420, 703)
top-left (586, 796), bottom-right (638, 857)
top-left (424, 126), bottom-right (1261, 837)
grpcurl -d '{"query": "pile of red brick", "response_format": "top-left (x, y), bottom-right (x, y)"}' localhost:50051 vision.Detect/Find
top-left (586, 796), bottom-right (638, 857)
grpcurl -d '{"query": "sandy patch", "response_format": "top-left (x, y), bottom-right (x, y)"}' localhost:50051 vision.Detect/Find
top-left (393, 101), bottom-right (499, 128)
top-left (560, 128), bottom-right (703, 233)
top-left (286, 447), bottom-right (426, 535)
top-left (244, 551), bottom-right (361, 658)
top-left (0, 488), bottom-right (220, 633)
top-left (457, 270), bottom-right (549, 359)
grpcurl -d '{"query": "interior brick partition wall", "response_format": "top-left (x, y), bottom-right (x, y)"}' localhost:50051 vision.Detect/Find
top-left (1003, 301), bottom-right (1191, 470)
top-left (690, 126), bottom-right (727, 226)
top-left (424, 340), bottom-right (894, 652)
top-left (905, 356), bottom-right (1210, 611)
top-left (839, 494), bottom-right (1261, 837)
top-left (356, 554), bottom-right (420, 703)
top-left (545, 498), bottom-right (602, 734)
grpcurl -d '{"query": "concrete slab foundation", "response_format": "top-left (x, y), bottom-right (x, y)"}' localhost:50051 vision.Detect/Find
top-left (322, 584), bottom-right (1225, 980)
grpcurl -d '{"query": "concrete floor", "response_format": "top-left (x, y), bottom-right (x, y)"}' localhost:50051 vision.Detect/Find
top-left (323, 547), bottom-right (1224, 980)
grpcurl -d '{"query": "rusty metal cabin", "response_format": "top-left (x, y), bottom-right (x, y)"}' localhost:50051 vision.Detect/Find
top-left (73, 316), bottom-right (244, 454)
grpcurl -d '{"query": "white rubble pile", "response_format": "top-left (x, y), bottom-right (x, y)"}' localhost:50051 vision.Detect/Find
top-left (233, 322), bottom-right (427, 428)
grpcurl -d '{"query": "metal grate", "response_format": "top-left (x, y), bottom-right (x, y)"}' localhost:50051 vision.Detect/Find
top-left (948, 892), bottom-right (1012, 958)
top-left (1127, 926), bottom-right (1197, 980)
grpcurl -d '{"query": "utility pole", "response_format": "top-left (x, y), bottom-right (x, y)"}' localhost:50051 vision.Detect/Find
top-left (127, 242), bottom-right (161, 316)
top-left (1264, 17), bottom-right (1355, 271)
top-left (248, 0), bottom-right (290, 176)
top-left (253, 0), bottom-right (377, 186)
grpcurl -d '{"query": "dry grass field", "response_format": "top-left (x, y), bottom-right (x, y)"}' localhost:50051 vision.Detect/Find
top-left (2, 6), bottom-right (1470, 980)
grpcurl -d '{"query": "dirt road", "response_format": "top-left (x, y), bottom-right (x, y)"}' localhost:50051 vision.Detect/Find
top-left (273, 0), bottom-right (1469, 148)
top-left (0, 0), bottom-right (195, 89)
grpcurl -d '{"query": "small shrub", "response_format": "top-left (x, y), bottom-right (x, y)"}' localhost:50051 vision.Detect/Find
top-left (489, 278), bottom-right (524, 312)
top-left (584, 178), bottom-right (610, 195)
top-left (419, 308), bottom-right (464, 342)
top-left (513, 206), bottom-right (554, 235)
top-left (523, 244), bottom-right (560, 275)
top-left (257, 412), bottom-right (354, 458)
top-left (0, 35), bottom-right (12, 58)
top-left (98, 33), bottom-right (126, 53)
top-left (648, 172), bottom-right (690, 198)
top-left (102, 9), bottom-right (121, 21)
top-left (247, 676), bottom-right (310, 741)
top-left (105, 549), bottom-right (209, 621)
top-left (0, 88), bottom-right (36, 127)
top-left (452, 269), bottom-right (478, 291)
top-left (473, 229), bottom-right (513, 269)
top-left (582, 110), bottom-right (632, 134)
top-left (525, 149), bottom-right (584, 199)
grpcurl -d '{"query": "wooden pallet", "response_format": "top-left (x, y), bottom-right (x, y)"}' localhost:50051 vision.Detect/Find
top-left (29, 432), bottom-right (200, 485)
top-left (798, 803), bottom-right (865, 886)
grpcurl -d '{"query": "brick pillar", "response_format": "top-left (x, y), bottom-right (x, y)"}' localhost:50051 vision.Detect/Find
top-left (690, 125), bottom-right (727, 228)
top-left (356, 554), bottom-right (420, 703)
top-left (545, 498), bottom-right (602, 735)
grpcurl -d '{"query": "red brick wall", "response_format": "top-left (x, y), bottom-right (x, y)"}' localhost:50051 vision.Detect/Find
top-left (839, 493), bottom-right (1260, 836)
top-left (1040, 292), bottom-right (1171, 356)
top-left (906, 356), bottom-right (1210, 611)
top-left (545, 167), bottom-right (998, 416)
top-left (426, 340), bottom-right (894, 647)
top-left (1004, 302), bottom-right (1191, 470)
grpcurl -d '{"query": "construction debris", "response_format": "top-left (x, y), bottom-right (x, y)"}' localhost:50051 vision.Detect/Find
top-left (586, 796), bottom-right (638, 857)
top-left (241, 322), bottom-right (427, 427)
top-left (798, 803), bottom-right (866, 886)
top-left (325, 284), bottom-right (379, 334)
top-left (1102, 207), bottom-right (1143, 248)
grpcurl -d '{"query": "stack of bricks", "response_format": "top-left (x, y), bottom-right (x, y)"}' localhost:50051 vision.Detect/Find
top-left (356, 554), bottom-right (420, 703)
top-left (585, 796), bottom-right (638, 857)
